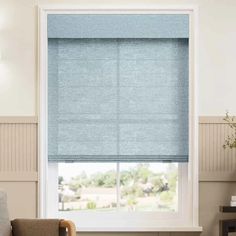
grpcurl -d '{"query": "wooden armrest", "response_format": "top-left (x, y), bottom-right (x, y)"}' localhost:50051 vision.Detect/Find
top-left (60, 220), bottom-right (76, 236)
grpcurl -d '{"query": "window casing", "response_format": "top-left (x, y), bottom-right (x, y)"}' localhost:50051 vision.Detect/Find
top-left (39, 8), bottom-right (199, 231)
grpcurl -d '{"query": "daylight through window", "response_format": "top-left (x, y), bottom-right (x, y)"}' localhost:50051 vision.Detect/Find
top-left (58, 163), bottom-right (178, 212)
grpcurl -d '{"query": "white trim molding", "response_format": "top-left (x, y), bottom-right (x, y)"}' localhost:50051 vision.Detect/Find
top-left (38, 5), bottom-right (200, 232)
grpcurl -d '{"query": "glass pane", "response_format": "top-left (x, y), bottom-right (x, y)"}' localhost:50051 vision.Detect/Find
top-left (119, 163), bottom-right (178, 212)
top-left (58, 163), bottom-right (117, 211)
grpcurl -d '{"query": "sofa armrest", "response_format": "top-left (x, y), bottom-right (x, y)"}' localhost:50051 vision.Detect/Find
top-left (60, 220), bottom-right (76, 236)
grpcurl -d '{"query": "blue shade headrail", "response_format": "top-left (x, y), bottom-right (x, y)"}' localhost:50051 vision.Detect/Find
top-left (48, 14), bottom-right (189, 39)
top-left (48, 155), bottom-right (189, 163)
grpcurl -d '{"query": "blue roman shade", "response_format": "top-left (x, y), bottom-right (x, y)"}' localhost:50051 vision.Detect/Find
top-left (48, 14), bottom-right (189, 163)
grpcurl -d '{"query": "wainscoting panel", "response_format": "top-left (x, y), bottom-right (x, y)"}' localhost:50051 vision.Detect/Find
top-left (0, 117), bottom-right (38, 218)
top-left (199, 117), bottom-right (236, 181)
top-left (0, 117), bottom-right (38, 179)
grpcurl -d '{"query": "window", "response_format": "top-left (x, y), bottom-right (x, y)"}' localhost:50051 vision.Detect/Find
top-left (41, 10), bottom-right (199, 231)
top-left (58, 163), bottom-right (178, 212)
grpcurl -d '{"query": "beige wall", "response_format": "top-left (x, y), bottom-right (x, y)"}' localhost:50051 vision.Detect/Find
top-left (1, 0), bottom-right (236, 116)
top-left (1, 0), bottom-right (236, 236)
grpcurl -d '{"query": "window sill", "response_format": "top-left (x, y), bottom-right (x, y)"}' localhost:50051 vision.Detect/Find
top-left (75, 226), bottom-right (203, 232)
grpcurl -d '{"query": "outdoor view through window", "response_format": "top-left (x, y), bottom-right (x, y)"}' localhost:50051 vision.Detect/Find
top-left (58, 163), bottom-right (178, 212)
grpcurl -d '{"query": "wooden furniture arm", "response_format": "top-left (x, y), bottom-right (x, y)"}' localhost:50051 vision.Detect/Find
top-left (60, 220), bottom-right (76, 236)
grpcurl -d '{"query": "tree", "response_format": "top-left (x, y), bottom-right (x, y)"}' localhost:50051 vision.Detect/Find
top-left (103, 170), bottom-right (116, 187)
top-left (136, 163), bottom-right (150, 184)
top-left (91, 170), bottom-right (116, 187)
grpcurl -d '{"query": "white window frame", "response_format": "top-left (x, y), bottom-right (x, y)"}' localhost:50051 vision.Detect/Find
top-left (38, 5), bottom-right (200, 232)
top-left (48, 162), bottom-right (189, 229)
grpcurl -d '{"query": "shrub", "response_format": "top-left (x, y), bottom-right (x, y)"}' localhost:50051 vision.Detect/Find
top-left (86, 201), bottom-right (96, 209)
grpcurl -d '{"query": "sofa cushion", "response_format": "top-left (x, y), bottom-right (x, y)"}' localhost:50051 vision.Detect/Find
top-left (0, 190), bottom-right (12, 236)
top-left (11, 219), bottom-right (61, 236)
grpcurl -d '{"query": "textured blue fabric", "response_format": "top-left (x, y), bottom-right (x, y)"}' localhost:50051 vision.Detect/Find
top-left (48, 14), bottom-right (189, 39)
top-left (48, 38), bottom-right (189, 162)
